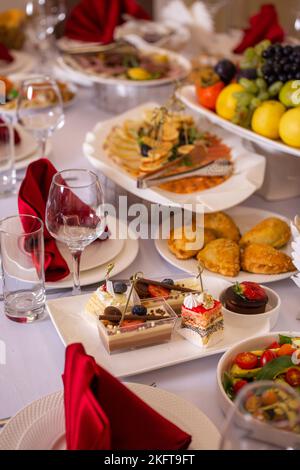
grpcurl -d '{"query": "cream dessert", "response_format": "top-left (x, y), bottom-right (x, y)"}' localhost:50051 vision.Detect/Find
top-left (179, 292), bottom-right (224, 348)
top-left (85, 280), bottom-right (133, 318)
top-left (97, 299), bottom-right (177, 354)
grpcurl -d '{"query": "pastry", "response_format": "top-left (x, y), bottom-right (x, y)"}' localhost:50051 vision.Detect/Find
top-left (240, 217), bottom-right (291, 249)
top-left (168, 224), bottom-right (205, 260)
top-left (179, 292), bottom-right (224, 348)
top-left (222, 281), bottom-right (268, 315)
top-left (97, 299), bottom-right (177, 353)
top-left (85, 280), bottom-right (134, 318)
top-left (197, 238), bottom-right (240, 277)
top-left (241, 243), bottom-right (296, 274)
top-left (204, 212), bottom-right (241, 243)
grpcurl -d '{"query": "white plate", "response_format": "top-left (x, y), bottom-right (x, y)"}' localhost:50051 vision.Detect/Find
top-left (14, 127), bottom-right (38, 162)
top-left (83, 102), bottom-right (266, 213)
top-left (1, 385), bottom-right (220, 450)
top-left (14, 140), bottom-right (52, 171)
top-left (0, 51), bottom-right (35, 76)
top-left (155, 206), bottom-right (294, 284)
top-left (46, 276), bottom-right (270, 378)
top-left (46, 237), bottom-right (139, 289)
top-left (57, 35), bottom-right (191, 88)
top-left (177, 85), bottom-right (300, 159)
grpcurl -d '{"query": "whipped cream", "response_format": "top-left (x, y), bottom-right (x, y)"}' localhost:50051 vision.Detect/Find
top-left (183, 292), bottom-right (215, 310)
top-left (96, 287), bottom-right (127, 308)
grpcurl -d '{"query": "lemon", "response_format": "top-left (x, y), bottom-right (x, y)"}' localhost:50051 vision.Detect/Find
top-left (127, 68), bottom-right (152, 81)
top-left (279, 107), bottom-right (300, 147)
top-left (279, 81), bottom-right (300, 107)
top-left (216, 83), bottom-right (244, 120)
top-left (251, 100), bottom-right (286, 139)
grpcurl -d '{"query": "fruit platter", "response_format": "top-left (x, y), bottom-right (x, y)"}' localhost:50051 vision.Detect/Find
top-left (178, 41), bottom-right (300, 158)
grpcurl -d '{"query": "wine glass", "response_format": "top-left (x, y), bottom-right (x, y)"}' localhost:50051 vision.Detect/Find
top-left (220, 381), bottom-right (300, 450)
top-left (45, 170), bottom-right (106, 295)
top-left (16, 76), bottom-right (65, 159)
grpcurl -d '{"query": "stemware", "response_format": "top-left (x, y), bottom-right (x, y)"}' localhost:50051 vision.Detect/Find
top-left (16, 76), bottom-right (65, 159)
top-left (220, 381), bottom-right (300, 450)
top-left (45, 170), bottom-right (106, 295)
top-left (0, 119), bottom-right (16, 197)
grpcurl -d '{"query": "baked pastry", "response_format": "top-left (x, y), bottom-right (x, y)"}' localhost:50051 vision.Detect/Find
top-left (240, 217), bottom-right (291, 249)
top-left (168, 224), bottom-right (214, 260)
top-left (204, 212), bottom-right (240, 243)
top-left (241, 244), bottom-right (296, 274)
top-left (197, 238), bottom-right (240, 277)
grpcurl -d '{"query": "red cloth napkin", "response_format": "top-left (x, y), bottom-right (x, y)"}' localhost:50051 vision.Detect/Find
top-left (65, 0), bottom-right (150, 43)
top-left (63, 344), bottom-right (192, 450)
top-left (0, 42), bottom-right (14, 63)
top-left (234, 4), bottom-right (285, 54)
top-left (0, 118), bottom-right (21, 145)
top-left (18, 159), bottom-right (71, 282)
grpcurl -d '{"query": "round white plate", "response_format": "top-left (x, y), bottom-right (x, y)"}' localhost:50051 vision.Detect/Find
top-left (15, 140), bottom-right (52, 171)
top-left (155, 206), bottom-right (294, 284)
top-left (0, 51), bottom-right (35, 76)
top-left (177, 85), bottom-right (300, 159)
top-left (14, 127), bottom-right (38, 162)
top-left (83, 102), bottom-right (266, 213)
top-left (0, 385), bottom-right (220, 450)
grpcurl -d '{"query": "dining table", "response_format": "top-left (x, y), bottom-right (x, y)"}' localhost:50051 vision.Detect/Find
top-left (1, 82), bottom-right (300, 437)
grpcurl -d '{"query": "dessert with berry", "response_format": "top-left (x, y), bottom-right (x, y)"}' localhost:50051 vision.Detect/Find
top-left (179, 292), bottom-right (224, 348)
top-left (85, 280), bottom-right (134, 318)
top-left (223, 281), bottom-right (268, 315)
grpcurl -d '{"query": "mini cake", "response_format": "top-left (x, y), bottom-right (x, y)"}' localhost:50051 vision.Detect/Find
top-left (179, 292), bottom-right (224, 348)
top-left (223, 281), bottom-right (268, 315)
top-left (85, 280), bottom-right (132, 318)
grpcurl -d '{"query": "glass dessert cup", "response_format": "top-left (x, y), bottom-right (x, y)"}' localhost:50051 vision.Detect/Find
top-left (97, 298), bottom-right (178, 354)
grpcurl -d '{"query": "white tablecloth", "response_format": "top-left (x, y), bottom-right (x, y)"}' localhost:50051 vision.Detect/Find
top-left (1, 87), bottom-right (300, 435)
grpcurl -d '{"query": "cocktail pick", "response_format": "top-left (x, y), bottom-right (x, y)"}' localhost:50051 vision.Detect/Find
top-left (105, 263), bottom-right (114, 282)
top-left (119, 272), bottom-right (140, 326)
top-left (196, 263), bottom-right (205, 293)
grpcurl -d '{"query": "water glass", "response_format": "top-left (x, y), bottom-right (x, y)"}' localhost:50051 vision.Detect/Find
top-left (0, 120), bottom-right (16, 197)
top-left (0, 215), bottom-right (46, 323)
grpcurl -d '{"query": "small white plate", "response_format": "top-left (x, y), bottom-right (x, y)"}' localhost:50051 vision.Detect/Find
top-left (0, 51), bottom-right (35, 76)
top-left (1, 385), bottom-right (220, 450)
top-left (177, 85), bottom-right (300, 159)
top-left (83, 102), bottom-right (266, 213)
top-left (155, 206), bottom-right (294, 284)
top-left (46, 276), bottom-right (270, 378)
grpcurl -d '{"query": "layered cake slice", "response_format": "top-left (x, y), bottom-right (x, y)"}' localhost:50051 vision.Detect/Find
top-left (179, 292), bottom-right (224, 348)
top-left (85, 280), bottom-right (133, 318)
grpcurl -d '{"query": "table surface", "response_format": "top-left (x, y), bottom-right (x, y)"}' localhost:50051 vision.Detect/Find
top-left (1, 85), bottom-right (300, 438)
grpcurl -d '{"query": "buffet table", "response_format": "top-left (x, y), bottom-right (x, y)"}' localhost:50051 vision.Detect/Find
top-left (1, 86), bottom-right (300, 434)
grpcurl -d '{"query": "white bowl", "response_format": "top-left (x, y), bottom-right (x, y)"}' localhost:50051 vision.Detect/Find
top-left (219, 285), bottom-right (281, 330)
top-left (216, 331), bottom-right (300, 415)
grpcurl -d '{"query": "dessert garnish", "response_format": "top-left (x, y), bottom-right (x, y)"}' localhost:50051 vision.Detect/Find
top-left (113, 281), bottom-right (128, 294)
top-left (132, 305), bottom-right (147, 317)
top-left (223, 281), bottom-right (269, 315)
top-left (233, 281), bottom-right (268, 301)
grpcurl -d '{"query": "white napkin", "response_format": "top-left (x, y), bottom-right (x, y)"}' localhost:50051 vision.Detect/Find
top-left (160, 0), bottom-right (214, 32)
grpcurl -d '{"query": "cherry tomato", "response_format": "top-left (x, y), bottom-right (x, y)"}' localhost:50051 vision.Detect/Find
top-left (260, 350), bottom-right (277, 367)
top-left (277, 344), bottom-right (296, 357)
top-left (148, 284), bottom-right (170, 299)
top-left (196, 81), bottom-right (225, 111)
top-left (233, 380), bottom-right (248, 395)
top-left (235, 352), bottom-right (259, 370)
top-left (285, 368), bottom-right (300, 387)
top-left (267, 341), bottom-right (280, 350)
top-left (261, 389), bottom-right (278, 406)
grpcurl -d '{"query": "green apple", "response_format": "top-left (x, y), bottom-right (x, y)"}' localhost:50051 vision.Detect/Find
top-left (279, 80), bottom-right (300, 107)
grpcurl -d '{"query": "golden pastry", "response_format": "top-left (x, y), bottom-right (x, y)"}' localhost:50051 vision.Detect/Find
top-left (167, 224), bottom-right (215, 260)
top-left (240, 217), bottom-right (291, 249)
top-left (204, 212), bottom-right (240, 243)
top-left (197, 238), bottom-right (240, 277)
top-left (241, 243), bottom-right (296, 274)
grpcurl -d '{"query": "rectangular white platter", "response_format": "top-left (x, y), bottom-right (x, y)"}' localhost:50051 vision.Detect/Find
top-left (47, 290), bottom-right (271, 378)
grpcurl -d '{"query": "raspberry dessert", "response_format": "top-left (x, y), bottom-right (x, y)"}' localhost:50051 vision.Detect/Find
top-left (179, 292), bottom-right (224, 348)
top-left (223, 281), bottom-right (268, 315)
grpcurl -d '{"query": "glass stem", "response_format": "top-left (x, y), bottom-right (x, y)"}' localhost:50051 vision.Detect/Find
top-left (39, 136), bottom-right (47, 159)
top-left (71, 250), bottom-right (82, 296)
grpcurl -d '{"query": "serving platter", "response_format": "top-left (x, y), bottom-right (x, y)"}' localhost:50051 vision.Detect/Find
top-left (83, 102), bottom-right (266, 213)
top-left (177, 85), bottom-right (300, 159)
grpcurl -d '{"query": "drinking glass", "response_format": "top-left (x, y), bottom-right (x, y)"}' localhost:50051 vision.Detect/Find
top-left (45, 170), bottom-right (106, 295)
top-left (220, 381), bottom-right (300, 450)
top-left (0, 120), bottom-right (16, 197)
top-left (0, 215), bottom-right (46, 323)
top-left (16, 76), bottom-right (65, 159)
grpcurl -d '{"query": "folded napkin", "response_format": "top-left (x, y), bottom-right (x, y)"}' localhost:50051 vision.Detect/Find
top-left (65, 0), bottom-right (150, 44)
top-left (0, 42), bottom-right (14, 63)
top-left (18, 159), bottom-right (70, 282)
top-left (63, 344), bottom-right (192, 450)
top-left (0, 118), bottom-right (21, 145)
top-left (234, 4), bottom-right (285, 54)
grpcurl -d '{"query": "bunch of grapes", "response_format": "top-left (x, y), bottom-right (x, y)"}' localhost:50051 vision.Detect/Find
top-left (261, 44), bottom-right (300, 85)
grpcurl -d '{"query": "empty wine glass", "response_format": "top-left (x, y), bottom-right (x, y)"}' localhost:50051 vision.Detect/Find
top-left (220, 381), bottom-right (300, 450)
top-left (16, 76), bottom-right (65, 158)
top-left (45, 170), bottom-right (106, 295)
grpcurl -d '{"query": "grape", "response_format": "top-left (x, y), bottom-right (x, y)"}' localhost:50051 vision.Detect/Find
top-left (257, 91), bottom-right (270, 101)
top-left (245, 47), bottom-right (256, 60)
top-left (250, 97), bottom-right (262, 109)
top-left (268, 81), bottom-right (283, 97)
top-left (256, 78), bottom-right (267, 90)
top-left (237, 68), bottom-right (257, 80)
top-left (239, 78), bottom-right (258, 94)
top-left (234, 91), bottom-right (254, 107)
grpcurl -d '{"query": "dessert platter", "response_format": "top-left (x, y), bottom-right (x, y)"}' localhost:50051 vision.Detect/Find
top-left (178, 41), bottom-right (300, 157)
top-left (155, 206), bottom-right (296, 283)
top-left (83, 102), bottom-right (266, 212)
top-left (46, 273), bottom-right (272, 378)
